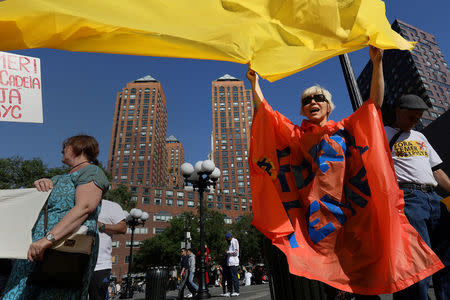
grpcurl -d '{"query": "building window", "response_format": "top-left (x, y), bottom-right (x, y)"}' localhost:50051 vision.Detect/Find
top-left (224, 216), bottom-right (232, 224)
top-left (126, 241), bottom-right (141, 248)
top-left (142, 197), bottom-right (150, 204)
top-left (177, 200), bottom-right (184, 207)
top-left (153, 228), bottom-right (166, 234)
top-left (154, 213), bottom-right (173, 222)
top-left (187, 201), bottom-right (195, 207)
top-left (154, 198), bottom-right (162, 205)
top-left (177, 192), bottom-right (184, 199)
top-left (166, 199), bottom-right (173, 206)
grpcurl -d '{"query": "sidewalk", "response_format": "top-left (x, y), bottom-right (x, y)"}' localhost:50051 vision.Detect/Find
top-left (130, 283), bottom-right (436, 300)
top-left (131, 284), bottom-right (271, 300)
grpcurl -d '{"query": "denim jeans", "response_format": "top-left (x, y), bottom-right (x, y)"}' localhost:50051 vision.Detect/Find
top-left (188, 271), bottom-right (198, 292)
top-left (228, 266), bottom-right (239, 294)
top-left (394, 188), bottom-right (449, 300)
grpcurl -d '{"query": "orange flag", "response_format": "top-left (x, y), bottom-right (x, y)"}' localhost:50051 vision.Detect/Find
top-left (249, 99), bottom-right (443, 294)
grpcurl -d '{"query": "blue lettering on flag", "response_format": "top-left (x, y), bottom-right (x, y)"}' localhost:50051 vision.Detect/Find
top-left (282, 200), bottom-right (302, 248)
top-left (288, 232), bottom-right (299, 248)
top-left (276, 147), bottom-right (291, 192)
top-left (309, 138), bottom-right (344, 173)
top-left (292, 159), bottom-right (315, 189)
top-left (306, 199), bottom-right (337, 244)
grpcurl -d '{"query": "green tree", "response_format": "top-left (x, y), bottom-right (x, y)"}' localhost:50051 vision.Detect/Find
top-left (133, 211), bottom-right (198, 271)
top-left (0, 157), bottom-right (68, 189)
top-left (230, 214), bottom-right (264, 266)
top-left (203, 209), bottom-right (228, 263)
top-left (103, 184), bottom-right (134, 211)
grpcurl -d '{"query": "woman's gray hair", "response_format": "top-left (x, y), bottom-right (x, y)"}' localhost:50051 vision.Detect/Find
top-left (300, 85), bottom-right (335, 116)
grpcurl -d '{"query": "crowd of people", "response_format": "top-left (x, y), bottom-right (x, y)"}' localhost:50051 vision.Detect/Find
top-left (177, 233), bottom-right (243, 299)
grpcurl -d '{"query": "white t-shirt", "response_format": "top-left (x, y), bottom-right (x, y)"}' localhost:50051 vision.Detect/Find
top-left (95, 200), bottom-right (126, 271)
top-left (244, 271), bottom-right (252, 286)
top-left (227, 238), bottom-right (239, 266)
top-left (385, 126), bottom-right (442, 186)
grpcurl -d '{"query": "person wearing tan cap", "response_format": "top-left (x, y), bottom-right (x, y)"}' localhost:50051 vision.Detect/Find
top-left (385, 94), bottom-right (450, 300)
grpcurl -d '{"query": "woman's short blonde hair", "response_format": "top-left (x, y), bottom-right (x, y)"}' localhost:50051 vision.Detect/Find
top-left (300, 85), bottom-right (335, 116)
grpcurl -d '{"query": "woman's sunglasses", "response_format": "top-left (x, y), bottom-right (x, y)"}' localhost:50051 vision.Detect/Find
top-left (302, 94), bottom-right (328, 106)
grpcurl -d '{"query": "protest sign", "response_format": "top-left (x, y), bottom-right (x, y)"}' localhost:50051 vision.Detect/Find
top-left (0, 51), bottom-right (43, 123)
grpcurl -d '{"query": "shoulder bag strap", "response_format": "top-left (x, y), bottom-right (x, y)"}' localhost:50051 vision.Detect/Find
top-left (44, 199), bottom-right (49, 234)
top-left (389, 130), bottom-right (403, 151)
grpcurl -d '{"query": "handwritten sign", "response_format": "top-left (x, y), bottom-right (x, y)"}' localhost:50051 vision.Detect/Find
top-left (0, 51), bottom-right (43, 123)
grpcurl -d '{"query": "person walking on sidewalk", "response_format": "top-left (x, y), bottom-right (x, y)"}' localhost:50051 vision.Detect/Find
top-left (177, 248), bottom-right (190, 300)
top-left (225, 233), bottom-right (240, 297)
top-left (184, 248), bottom-right (198, 299)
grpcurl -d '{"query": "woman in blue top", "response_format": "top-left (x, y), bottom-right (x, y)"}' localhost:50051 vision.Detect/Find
top-left (3, 135), bottom-right (110, 300)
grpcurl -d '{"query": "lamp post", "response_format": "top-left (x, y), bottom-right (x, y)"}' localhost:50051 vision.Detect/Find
top-left (122, 208), bottom-right (149, 299)
top-left (181, 160), bottom-right (221, 299)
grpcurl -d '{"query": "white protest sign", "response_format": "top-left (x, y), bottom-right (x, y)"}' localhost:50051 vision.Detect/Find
top-left (0, 51), bottom-right (43, 123)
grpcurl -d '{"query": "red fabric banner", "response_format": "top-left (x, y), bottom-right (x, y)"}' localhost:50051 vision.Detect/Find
top-left (249, 99), bottom-right (443, 294)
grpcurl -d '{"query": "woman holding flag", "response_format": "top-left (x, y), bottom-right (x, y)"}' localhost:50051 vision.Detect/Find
top-left (246, 45), bottom-right (444, 297)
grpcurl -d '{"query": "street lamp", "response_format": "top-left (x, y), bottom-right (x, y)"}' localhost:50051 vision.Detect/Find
top-left (121, 208), bottom-right (149, 299)
top-left (181, 160), bottom-right (221, 299)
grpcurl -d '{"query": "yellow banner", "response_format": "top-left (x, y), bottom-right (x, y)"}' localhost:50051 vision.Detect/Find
top-left (0, 0), bottom-right (412, 81)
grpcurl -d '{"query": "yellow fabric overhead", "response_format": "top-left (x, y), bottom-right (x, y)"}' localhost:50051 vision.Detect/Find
top-left (0, 0), bottom-right (412, 81)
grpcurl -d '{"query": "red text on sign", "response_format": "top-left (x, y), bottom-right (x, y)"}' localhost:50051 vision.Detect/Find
top-left (0, 105), bottom-right (22, 119)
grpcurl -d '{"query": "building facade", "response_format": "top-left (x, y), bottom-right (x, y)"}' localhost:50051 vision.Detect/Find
top-left (166, 135), bottom-right (185, 188)
top-left (107, 75), bottom-right (254, 280)
top-left (107, 75), bottom-right (168, 188)
top-left (357, 19), bottom-right (450, 130)
top-left (211, 74), bottom-right (254, 200)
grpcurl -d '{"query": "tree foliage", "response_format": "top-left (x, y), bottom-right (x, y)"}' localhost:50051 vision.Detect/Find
top-left (133, 211), bottom-right (264, 270)
top-left (230, 214), bottom-right (264, 266)
top-left (0, 157), bottom-right (68, 189)
top-left (133, 211), bottom-right (198, 271)
top-left (103, 184), bottom-right (134, 211)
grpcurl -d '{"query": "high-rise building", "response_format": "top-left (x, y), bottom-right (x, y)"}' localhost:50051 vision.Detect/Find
top-left (357, 19), bottom-right (449, 130)
top-left (107, 75), bottom-right (168, 280)
top-left (166, 135), bottom-right (185, 188)
top-left (107, 75), bottom-right (253, 280)
top-left (211, 74), bottom-right (254, 201)
top-left (108, 75), bottom-right (168, 188)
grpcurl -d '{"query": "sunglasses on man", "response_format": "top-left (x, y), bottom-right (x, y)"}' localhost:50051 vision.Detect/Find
top-left (302, 94), bottom-right (328, 106)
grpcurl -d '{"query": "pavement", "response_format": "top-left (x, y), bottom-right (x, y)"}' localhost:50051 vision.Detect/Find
top-left (129, 283), bottom-right (436, 300)
top-left (131, 284), bottom-right (271, 300)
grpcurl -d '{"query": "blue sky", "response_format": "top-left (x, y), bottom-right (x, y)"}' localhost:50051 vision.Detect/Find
top-left (1, 0), bottom-right (449, 168)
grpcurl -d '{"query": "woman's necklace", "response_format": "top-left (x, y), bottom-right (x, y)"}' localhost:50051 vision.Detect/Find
top-left (70, 160), bottom-right (89, 171)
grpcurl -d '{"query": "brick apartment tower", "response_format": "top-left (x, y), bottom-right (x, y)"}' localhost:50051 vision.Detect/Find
top-left (107, 75), bottom-right (168, 280)
top-left (106, 74), bottom-right (255, 280)
top-left (211, 74), bottom-right (254, 209)
top-left (357, 19), bottom-right (449, 130)
top-left (166, 135), bottom-right (185, 188)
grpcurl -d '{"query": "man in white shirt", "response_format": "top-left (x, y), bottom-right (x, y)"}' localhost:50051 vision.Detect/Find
top-left (89, 200), bottom-right (127, 300)
top-left (225, 233), bottom-right (240, 297)
top-left (385, 94), bottom-right (450, 300)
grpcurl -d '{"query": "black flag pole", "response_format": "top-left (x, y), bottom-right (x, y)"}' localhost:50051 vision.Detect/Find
top-left (339, 53), bottom-right (363, 111)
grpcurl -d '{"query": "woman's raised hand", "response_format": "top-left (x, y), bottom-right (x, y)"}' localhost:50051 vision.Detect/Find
top-left (246, 64), bottom-right (259, 86)
top-left (34, 178), bottom-right (53, 191)
top-left (369, 45), bottom-right (383, 64)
